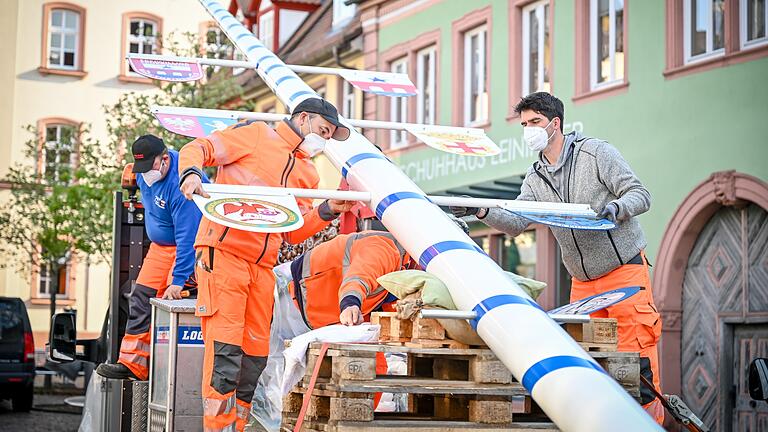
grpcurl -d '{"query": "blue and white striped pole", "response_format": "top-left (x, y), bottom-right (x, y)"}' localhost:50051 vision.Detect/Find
top-left (197, 1), bottom-right (662, 430)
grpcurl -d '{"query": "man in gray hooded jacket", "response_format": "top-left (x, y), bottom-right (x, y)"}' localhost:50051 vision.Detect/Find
top-left (451, 92), bottom-right (663, 424)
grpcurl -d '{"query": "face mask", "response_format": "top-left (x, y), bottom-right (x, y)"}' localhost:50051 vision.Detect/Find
top-left (523, 119), bottom-right (555, 152)
top-left (298, 117), bottom-right (327, 157)
top-left (142, 160), bottom-right (165, 187)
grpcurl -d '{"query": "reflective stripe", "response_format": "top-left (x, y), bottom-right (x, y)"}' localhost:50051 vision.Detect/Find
top-left (121, 337), bottom-right (150, 354)
top-left (341, 276), bottom-right (371, 294)
top-left (236, 402), bottom-right (250, 420)
top-left (204, 395), bottom-right (236, 417)
top-left (295, 251), bottom-right (314, 323)
top-left (118, 352), bottom-right (148, 368)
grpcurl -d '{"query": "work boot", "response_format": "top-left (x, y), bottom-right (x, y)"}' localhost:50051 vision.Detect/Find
top-left (96, 362), bottom-right (139, 380)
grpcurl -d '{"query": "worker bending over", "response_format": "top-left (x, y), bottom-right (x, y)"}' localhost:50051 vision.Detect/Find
top-left (451, 92), bottom-right (664, 424)
top-left (97, 135), bottom-right (204, 381)
top-left (178, 97), bottom-right (353, 432)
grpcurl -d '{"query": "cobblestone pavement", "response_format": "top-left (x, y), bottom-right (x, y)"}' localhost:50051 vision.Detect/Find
top-left (0, 393), bottom-right (82, 431)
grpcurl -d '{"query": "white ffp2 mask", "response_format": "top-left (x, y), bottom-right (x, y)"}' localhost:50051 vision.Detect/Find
top-left (141, 160), bottom-right (165, 186)
top-left (298, 118), bottom-right (327, 157)
top-left (523, 119), bottom-right (555, 152)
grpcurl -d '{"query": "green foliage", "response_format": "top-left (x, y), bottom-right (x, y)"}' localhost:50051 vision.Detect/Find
top-left (0, 124), bottom-right (120, 270)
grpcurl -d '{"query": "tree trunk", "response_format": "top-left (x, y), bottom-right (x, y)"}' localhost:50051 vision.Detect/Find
top-left (46, 260), bottom-right (60, 390)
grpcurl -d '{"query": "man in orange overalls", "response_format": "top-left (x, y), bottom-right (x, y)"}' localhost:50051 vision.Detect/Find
top-left (178, 98), bottom-right (353, 432)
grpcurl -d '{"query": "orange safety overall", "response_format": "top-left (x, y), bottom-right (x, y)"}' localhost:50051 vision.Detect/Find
top-left (118, 243), bottom-right (175, 380)
top-left (288, 231), bottom-right (405, 408)
top-left (288, 231), bottom-right (406, 330)
top-left (179, 120), bottom-right (334, 432)
top-left (570, 252), bottom-right (664, 425)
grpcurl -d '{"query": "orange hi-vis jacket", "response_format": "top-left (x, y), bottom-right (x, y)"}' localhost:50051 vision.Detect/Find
top-left (178, 120), bottom-right (333, 265)
top-left (289, 231), bottom-right (409, 329)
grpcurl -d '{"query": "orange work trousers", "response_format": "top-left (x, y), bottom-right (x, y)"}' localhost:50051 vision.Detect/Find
top-left (570, 252), bottom-right (665, 425)
top-left (118, 243), bottom-right (174, 380)
top-left (196, 247), bottom-right (273, 432)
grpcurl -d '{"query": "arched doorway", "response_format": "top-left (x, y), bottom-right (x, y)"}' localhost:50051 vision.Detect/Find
top-left (654, 171), bottom-right (768, 431)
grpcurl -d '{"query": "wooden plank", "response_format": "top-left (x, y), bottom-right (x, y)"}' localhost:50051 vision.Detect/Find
top-left (330, 396), bottom-right (375, 422)
top-left (468, 399), bottom-right (514, 424)
top-left (469, 356), bottom-right (514, 384)
top-left (292, 377), bottom-right (529, 396)
top-left (332, 355), bottom-right (377, 381)
top-left (281, 417), bottom-right (560, 431)
top-left (564, 318), bottom-right (618, 344)
top-left (411, 316), bottom-right (446, 340)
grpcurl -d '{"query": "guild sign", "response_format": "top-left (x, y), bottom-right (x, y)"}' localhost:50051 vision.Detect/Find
top-left (204, 197), bottom-right (300, 230)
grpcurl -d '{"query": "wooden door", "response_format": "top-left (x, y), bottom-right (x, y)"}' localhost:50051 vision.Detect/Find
top-left (732, 325), bottom-right (768, 431)
top-left (682, 204), bottom-right (768, 431)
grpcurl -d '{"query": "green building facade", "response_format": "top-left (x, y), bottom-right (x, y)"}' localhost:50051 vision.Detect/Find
top-left (356, 0), bottom-right (768, 429)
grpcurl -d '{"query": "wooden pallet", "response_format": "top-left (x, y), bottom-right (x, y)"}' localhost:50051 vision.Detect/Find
top-left (372, 312), bottom-right (473, 348)
top-left (281, 416), bottom-right (559, 432)
top-left (283, 342), bottom-right (641, 431)
top-left (565, 318), bottom-right (619, 352)
top-left (372, 312), bottom-right (620, 352)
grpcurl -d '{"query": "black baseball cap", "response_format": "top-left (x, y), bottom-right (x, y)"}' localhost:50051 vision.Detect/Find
top-left (131, 135), bottom-right (166, 173)
top-left (291, 98), bottom-right (351, 141)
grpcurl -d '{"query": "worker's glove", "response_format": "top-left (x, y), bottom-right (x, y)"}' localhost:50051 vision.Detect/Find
top-left (450, 195), bottom-right (481, 218)
top-left (597, 202), bottom-right (619, 223)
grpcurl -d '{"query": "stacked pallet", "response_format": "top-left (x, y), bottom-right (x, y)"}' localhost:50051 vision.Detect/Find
top-left (281, 316), bottom-right (640, 431)
top-left (282, 342), bottom-right (558, 431)
top-left (372, 312), bottom-right (621, 353)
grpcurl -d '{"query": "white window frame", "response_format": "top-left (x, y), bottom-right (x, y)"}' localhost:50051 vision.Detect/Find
top-left (390, 57), bottom-right (409, 149)
top-left (342, 80), bottom-right (355, 119)
top-left (38, 259), bottom-right (70, 299)
top-left (683, 0), bottom-right (726, 64)
top-left (48, 9), bottom-right (80, 70)
top-left (333, 0), bottom-right (357, 28)
top-left (463, 25), bottom-right (488, 127)
top-left (416, 46), bottom-right (436, 125)
top-left (259, 10), bottom-right (275, 50)
top-left (127, 18), bottom-right (159, 75)
top-left (741, 0), bottom-right (768, 49)
top-left (522, 0), bottom-right (550, 95)
top-left (590, 0), bottom-right (625, 90)
top-left (43, 124), bottom-right (75, 182)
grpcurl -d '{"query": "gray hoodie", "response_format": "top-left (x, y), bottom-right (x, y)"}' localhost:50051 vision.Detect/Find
top-left (480, 131), bottom-right (651, 281)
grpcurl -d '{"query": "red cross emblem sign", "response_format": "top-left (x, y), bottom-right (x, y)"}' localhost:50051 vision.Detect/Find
top-left (406, 125), bottom-right (501, 156)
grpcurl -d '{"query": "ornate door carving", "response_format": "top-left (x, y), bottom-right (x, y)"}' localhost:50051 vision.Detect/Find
top-left (682, 204), bottom-right (768, 431)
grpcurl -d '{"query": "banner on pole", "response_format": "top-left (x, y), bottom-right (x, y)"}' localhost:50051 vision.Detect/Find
top-left (406, 125), bottom-right (501, 156)
top-left (501, 208), bottom-right (615, 230)
top-left (548, 287), bottom-right (641, 315)
top-left (339, 69), bottom-right (417, 97)
top-left (153, 111), bottom-right (237, 138)
top-left (128, 57), bottom-right (204, 82)
top-left (192, 192), bottom-right (305, 233)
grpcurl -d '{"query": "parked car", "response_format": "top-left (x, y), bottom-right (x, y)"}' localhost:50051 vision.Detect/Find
top-left (0, 297), bottom-right (35, 411)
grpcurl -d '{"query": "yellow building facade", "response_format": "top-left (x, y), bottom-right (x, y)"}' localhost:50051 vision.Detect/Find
top-left (0, 0), bottom-right (212, 345)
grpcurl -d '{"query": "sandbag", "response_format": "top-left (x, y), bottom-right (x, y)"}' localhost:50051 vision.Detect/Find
top-left (378, 270), bottom-right (546, 309)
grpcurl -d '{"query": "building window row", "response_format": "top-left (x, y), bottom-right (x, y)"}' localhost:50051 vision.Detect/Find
top-left (39, 3), bottom-right (165, 82)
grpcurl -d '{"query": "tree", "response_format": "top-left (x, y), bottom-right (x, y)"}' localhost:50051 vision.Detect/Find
top-left (0, 123), bottom-right (120, 321)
